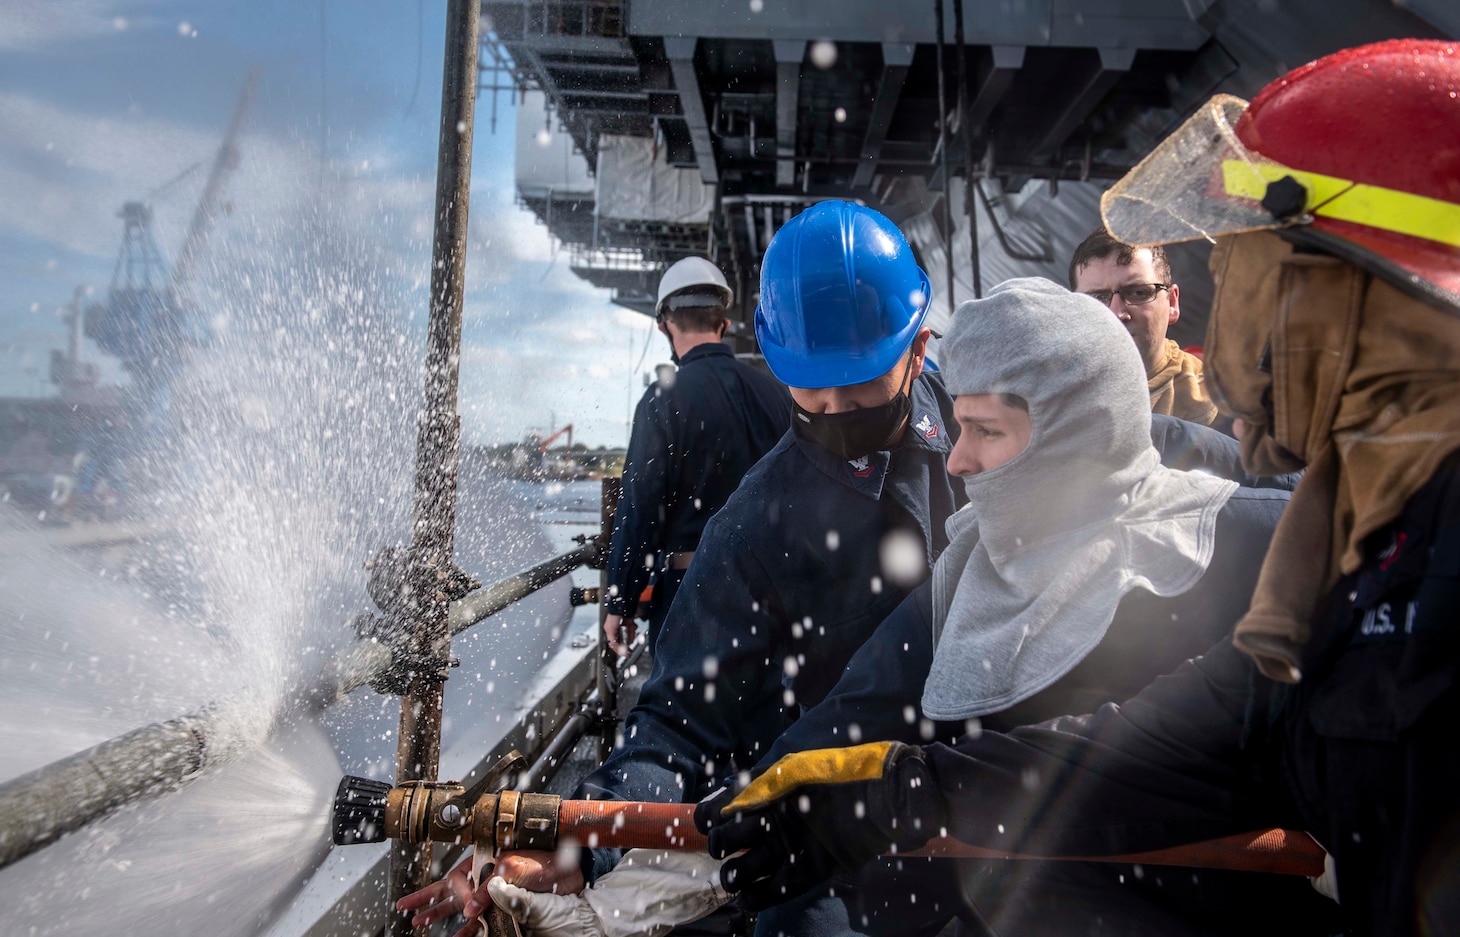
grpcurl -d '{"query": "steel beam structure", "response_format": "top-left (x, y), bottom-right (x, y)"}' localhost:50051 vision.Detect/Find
top-left (955, 0), bottom-right (983, 299)
top-left (1027, 46), bottom-right (1136, 160)
top-left (852, 43), bottom-right (916, 189)
top-left (628, 0), bottom-right (1208, 50)
top-left (664, 37), bottom-right (719, 184)
top-left (966, 44), bottom-right (1025, 133)
top-left (772, 40), bottom-right (807, 187)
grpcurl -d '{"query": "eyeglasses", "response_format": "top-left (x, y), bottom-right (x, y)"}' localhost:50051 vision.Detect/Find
top-left (1081, 283), bottom-right (1172, 307)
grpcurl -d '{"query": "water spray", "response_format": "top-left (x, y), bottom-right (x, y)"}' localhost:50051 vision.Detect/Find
top-left (0, 535), bottom-right (602, 873)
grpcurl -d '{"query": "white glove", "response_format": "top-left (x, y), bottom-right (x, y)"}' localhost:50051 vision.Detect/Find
top-left (486, 849), bottom-right (730, 937)
top-left (1310, 851), bottom-right (1340, 903)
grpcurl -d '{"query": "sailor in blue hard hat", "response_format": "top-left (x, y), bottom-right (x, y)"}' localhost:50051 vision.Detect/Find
top-left (575, 200), bottom-right (964, 932)
top-left (757, 200), bottom-right (938, 462)
top-left (397, 201), bottom-right (968, 934)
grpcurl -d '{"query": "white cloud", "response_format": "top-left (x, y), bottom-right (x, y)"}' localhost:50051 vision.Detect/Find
top-left (0, 53), bottom-right (655, 447)
top-left (560, 327), bottom-right (603, 345)
top-left (456, 292), bottom-right (657, 446)
top-left (460, 344), bottom-right (512, 368)
top-left (0, 1), bottom-right (127, 50)
top-left (0, 91), bottom-right (225, 257)
top-left (465, 192), bottom-right (563, 280)
top-left (0, 1), bottom-right (190, 51)
top-left (0, 86), bottom-right (451, 297)
top-left (611, 307), bottom-right (649, 329)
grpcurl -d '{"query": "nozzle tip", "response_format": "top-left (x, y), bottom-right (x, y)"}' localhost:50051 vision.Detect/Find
top-left (332, 775), bottom-right (391, 845)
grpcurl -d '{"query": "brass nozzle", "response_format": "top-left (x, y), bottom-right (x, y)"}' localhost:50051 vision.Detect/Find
top-left (386, 780), bottom-right (471, 844)
top-left (333, 775), bottom-right (560, 851)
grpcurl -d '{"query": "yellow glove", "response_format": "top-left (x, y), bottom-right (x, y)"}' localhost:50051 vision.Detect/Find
top-left (693, 742), bottom-right (942, 910)
top-left (721, 741), bottom-right (906, 812)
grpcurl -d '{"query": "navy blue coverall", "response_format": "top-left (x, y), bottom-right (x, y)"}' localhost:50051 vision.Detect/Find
top-left (581, 374), bottom-right (964, 880)
top-left (756, 487), bottom-right (1340, 937)
top-left (604, 342), bottom-right (791, 650)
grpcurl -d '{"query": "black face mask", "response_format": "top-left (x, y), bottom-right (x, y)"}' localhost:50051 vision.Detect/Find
top-left (792, 361), bottom-right (914, 460)
top-left (792, 393), bottom-right (912, 460)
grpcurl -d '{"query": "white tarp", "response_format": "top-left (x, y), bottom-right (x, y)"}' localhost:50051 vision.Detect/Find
top-left (514, 91), bottom-right (594, 199)
top-left (595, 134), bottom-right (713, 224)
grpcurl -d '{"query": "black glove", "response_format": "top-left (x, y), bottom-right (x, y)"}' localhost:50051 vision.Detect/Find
top-left (693, 741), bottom-right (944, 910)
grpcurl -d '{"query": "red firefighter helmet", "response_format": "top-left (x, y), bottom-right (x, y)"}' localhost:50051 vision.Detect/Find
top-left (1102, 39), bottom-right (1460, 306)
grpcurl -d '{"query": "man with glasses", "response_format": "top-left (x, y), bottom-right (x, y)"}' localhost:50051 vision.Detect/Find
top-left (1069, 229), bottom-right (1229, 432)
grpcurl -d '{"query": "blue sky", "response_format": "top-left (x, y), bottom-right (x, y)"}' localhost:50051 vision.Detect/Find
top-left (0, 0), bottom-right (657, 446)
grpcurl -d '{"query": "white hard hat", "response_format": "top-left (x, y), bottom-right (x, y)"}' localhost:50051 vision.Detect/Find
top-left (656, 257), bottom-right (733, 317)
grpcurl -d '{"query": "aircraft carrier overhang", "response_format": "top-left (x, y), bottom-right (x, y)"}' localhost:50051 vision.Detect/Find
top-left (486, 0), bottom-right (1452, 343)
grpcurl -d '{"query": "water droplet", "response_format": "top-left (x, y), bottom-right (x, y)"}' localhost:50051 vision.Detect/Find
top-left (811, 41), bottom-right (838, 70)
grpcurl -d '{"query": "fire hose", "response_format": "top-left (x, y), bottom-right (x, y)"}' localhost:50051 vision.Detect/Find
top-left (332, 752), bottom-right (1326, 879)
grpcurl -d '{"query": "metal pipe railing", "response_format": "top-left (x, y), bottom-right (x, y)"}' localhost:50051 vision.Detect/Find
top-left (514, 634), bottom-right (647, 794)
top-left (448, 541), bottom-right (597, 637)
top-left (516, 712), bottom-right (593, 793)
top-left (0, 715), bottom-right (213, 870)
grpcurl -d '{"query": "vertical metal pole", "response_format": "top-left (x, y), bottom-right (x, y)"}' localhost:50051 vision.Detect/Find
top-left (388, 1), bottom-right (479, 933)
top-left (954, 0), bottom-right (982, 298)
top-left (934, 1), bottom-right (956, 311)
top-left (596, 477), bottom-right (622, 761)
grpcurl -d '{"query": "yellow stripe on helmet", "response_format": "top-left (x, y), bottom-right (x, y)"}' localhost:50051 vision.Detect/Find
top-left (1222, 159), bottom-right (1460, 249)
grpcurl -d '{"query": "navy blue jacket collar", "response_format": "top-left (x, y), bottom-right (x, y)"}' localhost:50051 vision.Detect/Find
top-left (676, 342), bottom-right (734, 366)
top-left (792, 375), bottom-right (953, 500)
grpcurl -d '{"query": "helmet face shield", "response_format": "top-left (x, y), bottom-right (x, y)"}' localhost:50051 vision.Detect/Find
top-left (1100, 95), bottom-right (1288, 247)
top-left (1101, 82), bottom-right (1460, 306)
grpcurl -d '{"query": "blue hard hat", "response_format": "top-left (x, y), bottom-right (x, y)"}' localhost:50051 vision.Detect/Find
top-left (755, 201), bottom-right (932, 389)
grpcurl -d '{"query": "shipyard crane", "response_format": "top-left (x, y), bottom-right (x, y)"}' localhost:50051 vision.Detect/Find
top-left (170, 68), bottom-right (258, 297)
top-left (536, 422), bottom-right (573, 454)
top-left (84, 69), bottom-right (258, 388)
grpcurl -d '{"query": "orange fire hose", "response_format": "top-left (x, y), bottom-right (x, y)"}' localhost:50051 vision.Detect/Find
top-left (555, 801), bottom-right (1325, 877)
